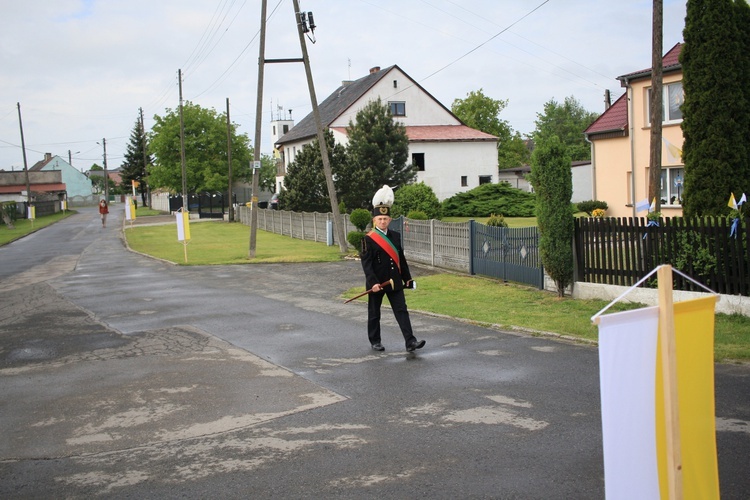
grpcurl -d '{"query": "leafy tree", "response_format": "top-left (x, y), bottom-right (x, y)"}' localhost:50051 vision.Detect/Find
top-left (343, 98), bottom-right (414, 209)
top-left (532, 96), bottom-right (599, 161)
top-left (529, 135), bottom-right (574, 297)
top-left (279, 129), bottom-right (347, 212)
top-left (441, 182), bottom-right (536, 218)
top-left (680, 0), bottom-right (750, 216)
top-left (391, 182), bottom-right (441, 219)
top-left (120, 115), bottom-right (152, 206)
top-left (148, 102), bottom-right (253, 194)
top-left (451, 88), bottom-right (530, 170)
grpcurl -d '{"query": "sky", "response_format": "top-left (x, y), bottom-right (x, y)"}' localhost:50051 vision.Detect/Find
top-left (0, 0), bottom-right (687, 172)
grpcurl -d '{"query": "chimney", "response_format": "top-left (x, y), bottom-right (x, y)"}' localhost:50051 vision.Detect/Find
top-left (341, 80), bottom-right (354, 87)
top-left (369, 66), bottom-right (380, 74)
top-left (604, 89), bottom-right (611, 110)
top-left (45, 152), bottom-right (52, 162)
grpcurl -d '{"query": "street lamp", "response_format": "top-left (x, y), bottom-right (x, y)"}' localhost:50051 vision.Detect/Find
top-left (68, 150), bottom-right (80, 166)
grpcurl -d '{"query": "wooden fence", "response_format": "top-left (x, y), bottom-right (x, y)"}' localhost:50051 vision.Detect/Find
top-left (574, 216), bottom-right (750, 296)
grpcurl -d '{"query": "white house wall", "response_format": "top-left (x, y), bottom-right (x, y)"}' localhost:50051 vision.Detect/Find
top-left (330, 68), bottom-right (460, 128)
top-left (414, 141), bottom-right (497, 200)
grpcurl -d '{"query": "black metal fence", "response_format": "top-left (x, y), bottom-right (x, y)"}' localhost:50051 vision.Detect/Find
top-left (574, 216), bottom-right (750, 296)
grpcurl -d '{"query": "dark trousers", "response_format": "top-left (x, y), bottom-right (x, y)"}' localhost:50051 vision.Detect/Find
top-left (367, 289), bottom-right (415, 347)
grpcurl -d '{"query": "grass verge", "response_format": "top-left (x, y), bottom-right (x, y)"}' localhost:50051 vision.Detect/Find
top-left (0, 210), bottom-right (75, 246)
top-left (124, 220), bottom-right (346, 264)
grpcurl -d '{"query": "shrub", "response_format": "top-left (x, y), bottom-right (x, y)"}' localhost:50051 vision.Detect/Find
top-left (486, 213), bottom-right (508, 227)
top-left (349, 208), bottom-right (371, 231)
top-left (441, 182), bottom-right (536, 217)
top-left (347, 231), bottom-right (366, 253)
top-left (406, 210), bottom-right (428, 220)
top-left (392, 182), bottom-right (442, 219)
top-left (576, 200), bottom-right (608, 216)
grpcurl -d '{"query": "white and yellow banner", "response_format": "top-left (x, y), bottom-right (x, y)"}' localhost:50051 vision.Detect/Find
top-left (176, 211), bottom-right (190, 241)
top-left (27, 206), bottom-right (35, 219)
top-left (597, 296), bottom-right (719, 499)
top-left (125, 197), bottom-right (136, 221)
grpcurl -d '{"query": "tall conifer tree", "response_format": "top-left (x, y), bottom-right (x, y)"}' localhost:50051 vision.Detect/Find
top-left (681, 0), bottom-right (748, 216)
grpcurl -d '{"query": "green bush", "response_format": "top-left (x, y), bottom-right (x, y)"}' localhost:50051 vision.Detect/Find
top-left (442, 182), bottom-right (536, 217)
top-left (347, 231), bottom-right (366, 253)
top-left (1, 201), bottom-right (18, 226)
top-left (349, 208), bottom-right (372, 231)
top-left (486, 213), bottom-right (508, 227)
top-left (392, 182), bottom-right (442, 219)
top-left (406, 210), bottom-right (428, 220)
top-left (576, 200), bottom-right (608, 216)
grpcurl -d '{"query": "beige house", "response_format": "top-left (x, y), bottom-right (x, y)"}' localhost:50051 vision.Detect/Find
top-left (585, 43), bottom-right (684, 218)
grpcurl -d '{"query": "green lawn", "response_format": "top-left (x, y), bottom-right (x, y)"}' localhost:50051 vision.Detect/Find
top-left (124, 220), bottom-right (346, 265)
top-left (0, 210), bottom-right (75, 246)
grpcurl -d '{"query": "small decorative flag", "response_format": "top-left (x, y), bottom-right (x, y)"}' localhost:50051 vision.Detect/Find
top-left (635, 199), bottom-right (650, 213)
top-left (650, 198), bottom-right (656, 212)
top-left (728, 193), bottom-right (737, 210)
top-left (738, 193), bottom-right (747, 206)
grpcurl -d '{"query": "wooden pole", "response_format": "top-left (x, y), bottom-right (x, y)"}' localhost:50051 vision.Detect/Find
top-left (657, 264), bottom-right (682, 499)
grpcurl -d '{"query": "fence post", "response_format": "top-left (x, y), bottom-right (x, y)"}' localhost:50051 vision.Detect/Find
top-left (469, 219), bottom-right (475, 275)
top-left (430, 218), bottom-right (435, 267)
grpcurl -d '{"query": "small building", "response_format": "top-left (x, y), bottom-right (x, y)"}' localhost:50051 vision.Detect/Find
top-left (30, 153), bottom-right (93, 199)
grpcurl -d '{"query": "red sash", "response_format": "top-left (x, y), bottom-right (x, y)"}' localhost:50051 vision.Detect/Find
top-left (368, 229), bottom-right (400, 272)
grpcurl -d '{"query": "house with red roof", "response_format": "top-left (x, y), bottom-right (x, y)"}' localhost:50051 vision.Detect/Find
top-left (584, 43), bottom-right (684, 218)
top-left (274, 65), bottom-right (498, 201)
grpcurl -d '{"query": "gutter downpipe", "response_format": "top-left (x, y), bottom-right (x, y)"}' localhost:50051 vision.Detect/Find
top-left (623, 76), bottom-right (637, 219)
top-left (584, 133), bottom-right (595, 201)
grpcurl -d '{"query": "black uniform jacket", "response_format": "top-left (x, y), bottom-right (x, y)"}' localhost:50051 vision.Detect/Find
top-left (361, 228), bottom-right (412, 291)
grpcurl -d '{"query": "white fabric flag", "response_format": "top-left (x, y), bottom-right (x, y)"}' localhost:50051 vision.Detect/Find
top-left (598, 306), bottom-right (660, 500)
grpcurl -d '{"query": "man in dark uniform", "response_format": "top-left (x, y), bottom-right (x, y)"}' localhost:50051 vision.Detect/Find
top-left (360, 185), bottom-right (426, 352)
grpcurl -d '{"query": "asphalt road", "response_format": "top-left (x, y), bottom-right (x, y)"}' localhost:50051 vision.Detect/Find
top-left (1, 207), bottom-right (748, 499)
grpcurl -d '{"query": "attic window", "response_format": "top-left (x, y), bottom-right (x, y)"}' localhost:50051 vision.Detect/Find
top-left (389, 101), bottom-right (406, 116)
top-left (393, 79), bottom-right (398, 88)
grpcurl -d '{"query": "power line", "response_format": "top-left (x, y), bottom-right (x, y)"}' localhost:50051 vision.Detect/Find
top-left (421, 0), bottom-right (551, 82)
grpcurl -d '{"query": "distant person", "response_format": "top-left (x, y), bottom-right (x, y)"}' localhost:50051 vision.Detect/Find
top-left (360, 185), bottom-right (425, 353)
top-left (99, 199), bottom-right (109, 228)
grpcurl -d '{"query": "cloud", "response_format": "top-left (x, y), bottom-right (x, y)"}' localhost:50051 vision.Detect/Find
top-left (0, 0), bottom-right (686, 171)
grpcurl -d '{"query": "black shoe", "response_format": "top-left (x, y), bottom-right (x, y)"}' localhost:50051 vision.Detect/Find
top-left (406, 339), bottom-right (426, 352)
top-left (371, 343), bottom-right (385, 351)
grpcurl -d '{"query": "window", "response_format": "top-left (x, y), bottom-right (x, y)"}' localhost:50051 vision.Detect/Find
top-left (389, 101), bottom-right (406, 116)
top-left (461, 176), bottom-right (468, 187)
top-left (660, 167), bottom-right (685, 206)
top-left (647, 81), bottom-right (684, 125)
top-left (273, 125), bottom-right (276, 135)
top-left (479, 175), bottom-right (492, 185)
top-left (412, 153), bottom-right (425, 171)
top-left (283, 124), bottom-right (289, 134)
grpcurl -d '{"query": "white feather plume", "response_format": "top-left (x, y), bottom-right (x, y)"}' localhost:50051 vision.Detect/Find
top-left (372, 185), bottom-right (394, 207)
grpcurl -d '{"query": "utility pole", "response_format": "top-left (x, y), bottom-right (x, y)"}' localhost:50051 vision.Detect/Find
top-left (16, 103), bottom-right (31, 207)
top-left (102, 138), bottom-right (109, 202)
top-left (248, 0), bottom-right (268, 258)
top-left (648, 0), bottom-right (664, 215)
top-left (140, 107), bottom-right (150, 208)
top-left (292, 0), bottom-right (348, 252)
top-left (178, 69), bottom-right (188, 214)
top-left (226, 97), bottom-right (234, 222)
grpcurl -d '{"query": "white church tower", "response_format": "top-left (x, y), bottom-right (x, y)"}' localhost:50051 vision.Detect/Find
top-left (270, 105), bottom-right (294, 194)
